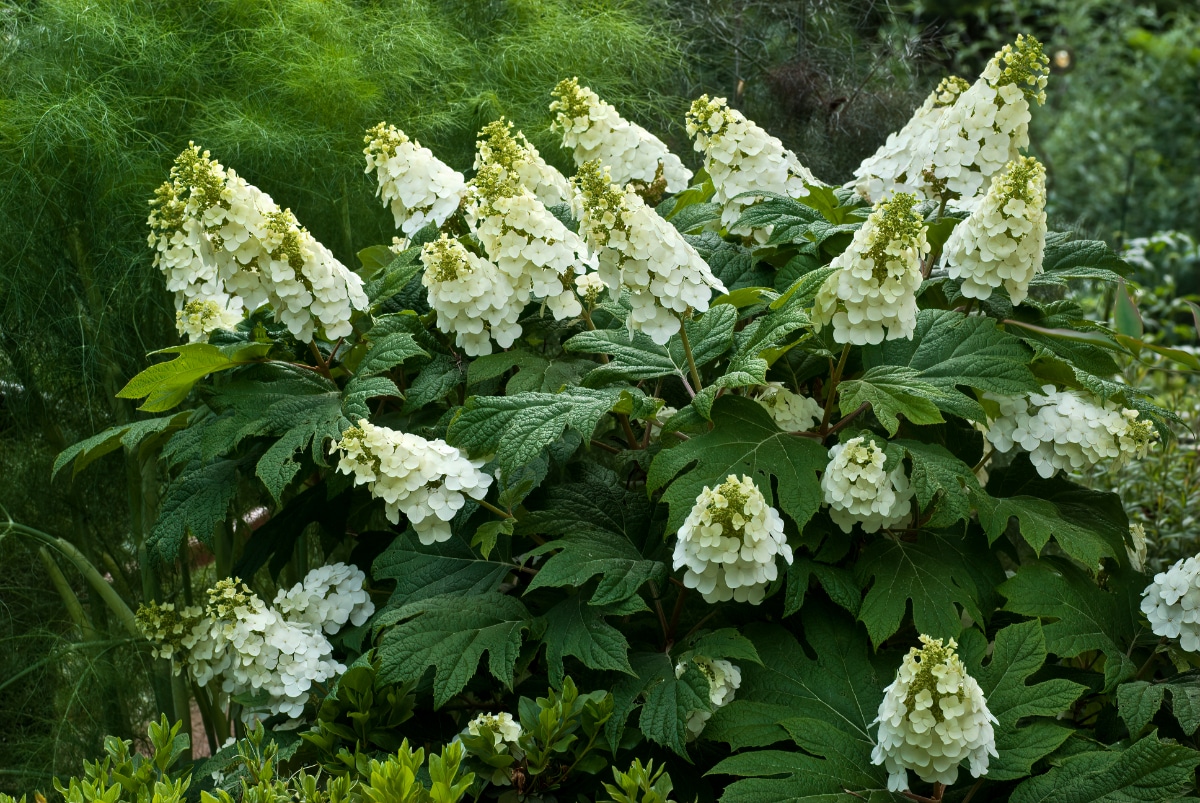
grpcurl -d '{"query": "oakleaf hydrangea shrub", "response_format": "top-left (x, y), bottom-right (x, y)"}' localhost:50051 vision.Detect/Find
top-left (52, 33), bottom-right (1200, 803)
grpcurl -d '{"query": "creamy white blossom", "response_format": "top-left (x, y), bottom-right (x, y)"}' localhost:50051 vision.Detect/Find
top-left (421, 234), bottom-right (525, 356)
top-left (272, 562), bottom-right (374, 635)
top-left (675, 656), bottom-right (742, 740)
top-left (1142, 555), bottom-right (1200, 652)
top-left (983, 385), bottom-right (1158, 479)
top-left (466, 711), bottom-right (523, 747)
top-left (812, 193), bottom-right (928, 345)
top-left (927, 35), bottom-right (1049, 206)
top-left (686, 95), bottom-right (818, 239)
top-left (574, 160), bottom-right (726, 345)
top-left (822, 436), bottom-right (913, 533)
top-left (468, 162), bottom-right (594, 321)
top-left (853, 77), bottom-right (971, 203)
top-left (943, 156), bottom-right (1047, 304)
top-left (364, 122), bottom-right (467, 235)
top-left (754, 383), bottom-right (823, 433)
top-left (332, 420), bottom-right (492, 545)
top-left (175, 297), bottom-right (244, 342)
top-left (872, 635), bottom-right (998, 792)
top-left (1128, 523), bottom-right (1148, 573)
top-left (148, 144), bottom-right (368, 342)
top-left (672, 475), bottom-right (793, 604)
top-left (574, 271), bottom-right (608, 306)
top-left (475, 119), bottom-right (571, 206)
top-left (551, 77), bottom-right (692, 192)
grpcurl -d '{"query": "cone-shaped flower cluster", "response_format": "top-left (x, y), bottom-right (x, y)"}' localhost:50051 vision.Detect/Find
top-left (467, 161), bottom-right (592, 322)
top-left (675, 656), bottom-right (742, 740)
top-left (944, 156), bottom-right (1047, 304)
top-left (421, 234), bottom-right (525, 356)
top-left (175, 297), bottom-right (244, 343)
top-left (872, 635), bottom-right (998, 792)
top-left (812, 193), bottom-right (928, 345)
top-left (927, 35), bottom-right (1050, 205)
top-left (754, 383), bottom-right (823, 433)
top-left (364, 122), bottom-right (468, 236)
top-left (853, 77), bottom-right (971, 203)
top-left (137, 565), bottom-right (373, 723)
top-left (574, 160), bottom-right (726, 344)
top-left (331, 420), bottom-right (492, 545)
top-left (821, 436), bottom-right (913, 533)
top-left (1142, 555), bottom-right (1200, 652)
top-left (148, 144), bottom-right (368, 342)
top-left (475, 119), bottom-right (571, 207)
top-left (686, 95), bottom-right (818, 239)
top-left (551, 78), bottom-right (692, 192)
top-left (983, 385), bottom-right (1159, 479)
top-left (672, 475), bottom-right (793, 604)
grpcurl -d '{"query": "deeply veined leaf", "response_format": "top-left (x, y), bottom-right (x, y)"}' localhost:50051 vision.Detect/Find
top-left (539, 592), bottom-right (637, 687)
top-left (837, 365), bottom-right (948, 436)
top-left (357, 332), bottom-right (427, 377)
top-left (1118, 672), bottom-right (1200, 737)
top-left (53, 412), bottom-right (191, 479)
top-left (148, 458), bottom-right (241, 560)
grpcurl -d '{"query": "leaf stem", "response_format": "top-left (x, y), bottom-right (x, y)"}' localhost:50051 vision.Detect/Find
top-left (665, 587), bottom-right (689, 649)
top-left (309, 341), bottom-right (333, 379)
top-left (590, 439), bottom-right (623, 455)
top-left (678, 319), bottom-right (704, 394)
top-left (972, 446), bottom-right (993, 475)
top-left (648, 581), bottom-right (671, 647)
top-left (820, 343), bottom-right (853, 435)
top-left (961, 779), bottom-right (983, 803)
top-left (902, 783), bottom-right (946, 803)
top-left (478, 499), bottom-right (514, 520)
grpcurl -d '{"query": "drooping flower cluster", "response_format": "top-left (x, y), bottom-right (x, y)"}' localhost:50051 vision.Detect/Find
top-left (821, 436), bottom-right (913, 533)
top-left (364, 122), bottom-right (468, 236)
top-left (812, 193), bottom-right (928, 345)
top-left (853, 77), bottom-right (971, 203)
top-left (753, 383), bottom-right (823, 433)
top-left (983, 386), bottom-right (1159, 479)
top-left (686, 95), bottom-right (818, 239)
top-left (943, 156), bottom-right (1047, 305)
top-left (148, 144), bottom-right (368, 342)
top-left (551, 78), bottom-right (692, 193)
top-left (467, 162), bottom-right (592, 322)
top-left (926, 35), bottom-right (1050, 205)
top-left (421, 234), bottom-right (525, 356)
top-left (331, 420), bottom-right (492, 545)
top-left (672, 475), bottom-right (793, 604)
top-left (574, 160), bottom-right (726, 344)
top-left (675, 656), bottom-right (742, 740)
top-left (1141, 555), bottom-right (1200, 652)
top-left (137, 565), bottom-right (374, 723)
top-left (475, 119), bottom-right (571, 207)
top-left (872, 635), bottom-right (998, 792)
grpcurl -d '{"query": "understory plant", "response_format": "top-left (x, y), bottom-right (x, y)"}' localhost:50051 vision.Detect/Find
top-left (40, 32), bottom-right (1200, 803)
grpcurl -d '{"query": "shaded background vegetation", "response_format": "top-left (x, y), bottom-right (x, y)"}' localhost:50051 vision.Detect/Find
top-left (1, 0), bottom-right (1196, 789)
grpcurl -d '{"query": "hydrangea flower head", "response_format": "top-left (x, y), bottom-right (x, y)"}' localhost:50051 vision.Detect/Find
top-left (273, 562), bottom-right (374, 634)
top-left (573, 160), bottom-right (726, 344)
top-left (672, 475), bottom-right (792, 604)
top-left (944, 156), bottom-right (1047, 304)
top-left (176, 297), bottom-right (244, 342)
top-left (675, 656), bottom-right (742, 740)
top-left (821, 436), bottom-right (913, 533)
top-left (983, 385), bottom-right (1159, 478)
top-left (686, 94), bottom-right (818, 239)
top-left (475, 118), bottom-right (571, 206)
top-left (421, 234), bottom-right (525, 356)
top-left (812, 193), bottom-right (928, 345)
top-left (332, 420), bottom-right (492, 545)
top-left (364, 122), bottom-right (467, 235)
top-left (551, 78), bottom-right (692, 192)
top-left (1142, 555), bottom-right (1200, 652)
top-left (872, 635), bottom-right (998, 792)
top-left (754, 383), bottom-right (823, 433)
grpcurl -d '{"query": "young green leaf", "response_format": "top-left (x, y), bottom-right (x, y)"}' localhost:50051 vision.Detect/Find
top-left (117, 343), bottom-right (259, 412)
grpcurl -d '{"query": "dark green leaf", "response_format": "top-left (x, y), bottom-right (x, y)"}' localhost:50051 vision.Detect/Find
top-left (149, 458), bottom-right (240, 560)
top-left (539, 592), bottom-right (635, 687)
top-left (358, 333), bottom-right (427, 377)
top-left (837, 366), bottom-right (948, 436)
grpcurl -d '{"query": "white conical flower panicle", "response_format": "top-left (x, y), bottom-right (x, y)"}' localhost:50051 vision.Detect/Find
top-left (927, 35), bottom-right (1050, 205)
top-left (754, 383), bottom-right (823, 433)
top-left (551, 78), bottom-right (692, 192)
top-left (821, 436), bottom-right (913, 533)
top-left (421, 234), bottom-right (526, 356)
top-left (138, 564), bottom-right (372, 725)
top-left (364, 122), bottom-right (467, 235)
top-left (331, 420), bottom-right (492, 545)
top-left (983, 385), bottom-right (1159, 479)
top-left (675, 656), bottom-right (742, 740)
top-left (672, 475), bottom-right (793, 604)
top-left (686, 95), bottom-right (818, 239)
top-left (468, 162), bottom-right (594, 321)
top-left (574, 160), bottom-right (726, 345)
top-left (853, 76), bottom-right (970, 203)
top-left (475, 118), bottom-right (571, 207)
top-left (812, 193), bottom-right (928, 345)
top-left (1142, 556), bottom-right (1200, 651)
top-left (148, 144), bottom-right (368, 342)
top-left (176, 297), bottom-right (244, 342)
top-left (943, 156), bottom-right (1047, 304)
top-left (872, 635), bottom-right (998, 792)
